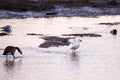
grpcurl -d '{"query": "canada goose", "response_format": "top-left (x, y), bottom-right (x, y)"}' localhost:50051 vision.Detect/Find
top-left (2, 46), bottom-right (22, 60)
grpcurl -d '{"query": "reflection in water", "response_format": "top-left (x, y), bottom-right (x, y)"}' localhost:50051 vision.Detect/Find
top-left (4, 59), bottom-right (22, 70)
top-left (4, 59), bottom-right (15, 69)
top-left (70, 52), bottom-right (79, 61)
top-left (3, 59), bottom-right (22, 80)
top-left (69, 52), bottom-right (80, 70)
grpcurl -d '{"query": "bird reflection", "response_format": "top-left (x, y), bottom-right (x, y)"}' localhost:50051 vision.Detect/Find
top-left (69, 52), bottom-right (80, 71)
top-left (70, 52), bottom-right (79, 62)
top-left (4, 59), bottom-right (15, 74)
top-left (4, 59), bottom-right (22, 72)
top-left (5, 59), bottom-right (14, 65)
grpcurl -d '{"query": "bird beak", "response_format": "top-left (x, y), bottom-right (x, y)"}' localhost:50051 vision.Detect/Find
top-left (20, 52), bottom-right (22, 55)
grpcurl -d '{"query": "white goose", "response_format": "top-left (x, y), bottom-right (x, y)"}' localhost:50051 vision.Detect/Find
top-left (69, 38), bottom-right (82, 55)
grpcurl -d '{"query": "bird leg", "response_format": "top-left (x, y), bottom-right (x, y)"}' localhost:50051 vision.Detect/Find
top-left (74, 49), bottom-right (76, 54)
top-left (12, 54), bottom-right (15, 59)
top-left (71, 49), bottom-right (76, 57)
top-left (6, 55), bottom-right (8, 61)
top-left (72, 49), bottom-right (73, 53)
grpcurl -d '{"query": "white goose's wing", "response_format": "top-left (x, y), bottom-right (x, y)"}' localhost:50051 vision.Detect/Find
top-left (69, 38), bottom-right (80, 50)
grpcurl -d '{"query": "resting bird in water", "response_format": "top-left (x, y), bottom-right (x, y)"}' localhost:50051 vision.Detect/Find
top-left (110, 29), bottom-right (117, 35)
top-left (2, 46), bottom-right (22, 60)
top-left (69, 38), bottom-right (82, 56)
top-left (1, 25), bottom-right (12, 33)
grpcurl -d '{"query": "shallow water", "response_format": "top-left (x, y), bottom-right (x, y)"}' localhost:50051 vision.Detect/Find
top-left (0, 16), bottom-right (120, 80)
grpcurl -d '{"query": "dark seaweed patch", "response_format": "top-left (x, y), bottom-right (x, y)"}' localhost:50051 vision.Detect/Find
top-left (39, 36), bottom-right (70, 48)
top-left (26, 33), bottom-right (43, 36)
top-left (62, 33), bottom-right (101, 37)
top-left (0, 33), bottom-right (9, 36)
top-left (99, 22), bottom-right (120, 25)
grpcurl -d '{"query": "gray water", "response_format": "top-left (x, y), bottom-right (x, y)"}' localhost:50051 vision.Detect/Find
top-left (0, 16), bottom-right (120, 80)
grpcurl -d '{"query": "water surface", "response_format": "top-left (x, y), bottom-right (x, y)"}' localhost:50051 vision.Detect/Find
top-left (0, 16), bottom-right (120, 80)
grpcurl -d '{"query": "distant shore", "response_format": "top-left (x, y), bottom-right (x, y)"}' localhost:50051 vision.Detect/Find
top-left (0, 0), bottom-right (120, 11)
top-left (0, 1), bottom-right (120, 18)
